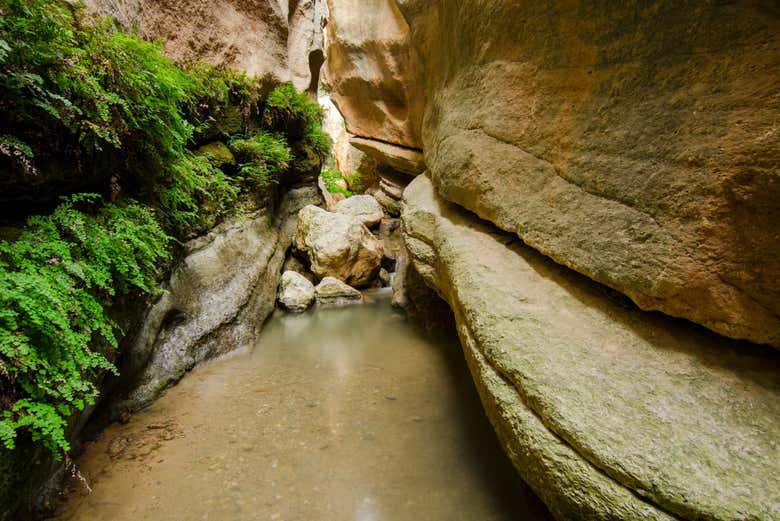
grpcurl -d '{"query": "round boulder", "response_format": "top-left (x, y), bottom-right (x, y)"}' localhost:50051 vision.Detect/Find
top-left (277, 271), bottom-right (315, 312)
top-left (294, 205), bottom-right (383, 287)
top-left (333, 194), bottom-right (384, 228)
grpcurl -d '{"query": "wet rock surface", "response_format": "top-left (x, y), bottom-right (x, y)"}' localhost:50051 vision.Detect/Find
top-left (401, 174), bottom-right (780, 521)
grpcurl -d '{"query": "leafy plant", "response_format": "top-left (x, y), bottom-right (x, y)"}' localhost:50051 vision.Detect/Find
top-left (320, 168), bottom-right (351, 197)
top-left (304, 124), bottom-right (332, 159)
top-left (229, 131), bottom-right (292, 190)
top-left (0, 194), bottom-right (170, 456)
top-left (157, 153), bottom-right (239, 237)
top-left (263, 83), bottom-right (323, 139)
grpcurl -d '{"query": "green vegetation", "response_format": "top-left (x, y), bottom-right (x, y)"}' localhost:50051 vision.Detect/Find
top-left (344, 171), bottom-right (367, 194)
top-left (263, 83), bottom-right (323, 139)
top-left (229, 131), bottom-right (292, 190)
top-left (0, 195), bottom-right (169, 455)
top-left (320, 168), bottom-right (352, 197)
top-left (0, 0), bottom-right (330, 465)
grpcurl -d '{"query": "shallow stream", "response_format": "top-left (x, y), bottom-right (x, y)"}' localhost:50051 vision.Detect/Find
top-left (54, 290), bottom-right (549, 520)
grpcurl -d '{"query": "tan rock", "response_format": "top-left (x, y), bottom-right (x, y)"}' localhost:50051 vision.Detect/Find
top-left (391, 1), bottom-right (780, 347)
top-left (277, 271), bottom-right (315, 312)
top-left (294, 205), bottom-right (383, 287)
top-left (349, 136), bottom-right (425, 176)
top-left (333, 195), bottom-right (384, 228)
top-left (324, 0), bottom-right (423, 148)
top-left (86, 0), bottom-right (326, 85)
top-left (314, 276), bottom-right (363, 306)
top-left (402, 174), bottom-right (780, 521)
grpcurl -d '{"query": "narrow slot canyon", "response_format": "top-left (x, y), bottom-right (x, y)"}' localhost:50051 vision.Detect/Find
top-left (0, 1), bottom-right (777, 520)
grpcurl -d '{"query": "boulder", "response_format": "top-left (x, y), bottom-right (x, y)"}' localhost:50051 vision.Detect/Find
top-left (402, 174), bottom-right (780, 521)
top-left (333, 194), bottom-right (384, 228)
top-left (294, 205), bottom-right (383, 287)
top-left (315, 276), bottom-right (363, 306)
top-left (277, 271), bottom-right (315, 312)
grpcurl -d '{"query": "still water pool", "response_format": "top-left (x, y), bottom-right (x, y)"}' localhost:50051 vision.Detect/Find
top-left (54, 291), bottom-right (550, 520)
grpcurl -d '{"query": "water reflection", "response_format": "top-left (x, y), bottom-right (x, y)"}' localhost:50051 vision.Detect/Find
top-left (54, 291), bottom-right (550, 520)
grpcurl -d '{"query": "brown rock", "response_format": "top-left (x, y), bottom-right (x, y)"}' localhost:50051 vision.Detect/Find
top-left (324, 0), bottom-right (423, 148)
top-left (294, 205), bottom-right (383, 287)
top-left (392, 1), bottom-right (780, 347)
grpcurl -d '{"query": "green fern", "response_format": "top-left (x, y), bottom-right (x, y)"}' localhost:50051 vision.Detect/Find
top-left (0, 195), bottom-right (170, 456)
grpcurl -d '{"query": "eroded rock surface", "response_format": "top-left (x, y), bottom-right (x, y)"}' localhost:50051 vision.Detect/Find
top-left (333, 195), bottom-right (384, 228)
top-left (328, 1), bottom-right (780, 346)
top-left (324, 0), bottom-right (423, 148)
top-left (108, 186), bottom-right (321, 412)
top-left (401, 174), bottom-right (780, 521)
top-left (86, 0), bottom-right (326, 86)
top-left (294, 205), bottom-right (383, 287)
top-left (277, 270), bottom-right (315, 312)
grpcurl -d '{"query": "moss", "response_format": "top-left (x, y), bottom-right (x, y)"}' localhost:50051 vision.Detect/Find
top-left (320, 168), bottom-right (351, 197)
top-left (195, 142), bottom-right (236, 171)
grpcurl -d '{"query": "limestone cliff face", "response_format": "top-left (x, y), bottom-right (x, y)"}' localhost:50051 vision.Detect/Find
top-left (86, 0), bottom-right (327, 90)
top-left (328, 1), bottom-right (780, 347)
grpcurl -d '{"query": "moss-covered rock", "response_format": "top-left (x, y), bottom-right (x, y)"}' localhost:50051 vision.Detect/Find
top-left (195, 141), bottom-right (236, 171)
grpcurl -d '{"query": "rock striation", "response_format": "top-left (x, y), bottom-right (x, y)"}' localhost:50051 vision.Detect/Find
top-left (328, 1), bottom-right (780, 347)
top-left (401, 174), bottom-right (780, 521)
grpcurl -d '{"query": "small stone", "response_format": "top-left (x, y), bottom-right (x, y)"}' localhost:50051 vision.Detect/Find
top-left (379, 268), bottom-right (392, 287)
top-left (277, 271), bottom-right (315, 312)
top-left (315, 277), bottom-right (363, 306)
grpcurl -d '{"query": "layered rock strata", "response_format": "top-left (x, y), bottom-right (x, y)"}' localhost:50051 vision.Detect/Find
top-left (401, 174), bottom-right (780, 521)
top-left (329, 0), bottom-right (780, 346)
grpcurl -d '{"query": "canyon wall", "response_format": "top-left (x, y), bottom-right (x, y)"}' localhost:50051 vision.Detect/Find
top-left (329, 0), bottom-right (780, 347)
top-left (325, 2), bottom-right (780, 520)
top-left (86, 0), bottom-right (327, 90)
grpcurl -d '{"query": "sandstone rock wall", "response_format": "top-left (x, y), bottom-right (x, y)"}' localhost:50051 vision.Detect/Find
top-left (86, 0), bottom-right (327, 88)
top-left (329, 1), bottom-right (780, 346)
top-left (324, 0), bottom-right (423, 149)
top-left (402, 174), bottom-right (780, 521)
